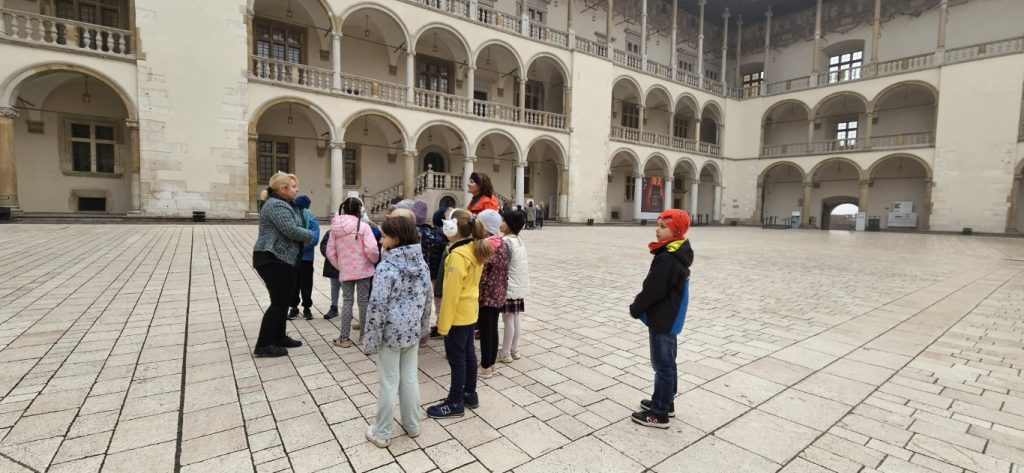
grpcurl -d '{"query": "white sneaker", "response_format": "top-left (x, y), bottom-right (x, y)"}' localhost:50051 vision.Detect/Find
top-left (498, 354), bottom-right (514, 364)
top-left (511, 351), bottom-right (522, 360)
top-left (477, 366), bottom-right (496, 379)
top-left (365, 428), bottom-right (390, 448)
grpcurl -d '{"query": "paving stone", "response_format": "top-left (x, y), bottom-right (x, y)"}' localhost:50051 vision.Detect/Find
top-left (653, 435), bottom-right (779, 473)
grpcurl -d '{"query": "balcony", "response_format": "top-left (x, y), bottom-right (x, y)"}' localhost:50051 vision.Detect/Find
top-left (611, 126), bottom-right (719, 157)
top-left (0, 8), bottom-right (133, 59)
top-left (762, 132), bottom-right (935, 158)
top-left (411, 0), bottom-right (570, 50)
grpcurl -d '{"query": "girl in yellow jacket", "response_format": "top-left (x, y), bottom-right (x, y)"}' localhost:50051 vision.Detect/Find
top-left (426, 208), bottom-right (494, 418)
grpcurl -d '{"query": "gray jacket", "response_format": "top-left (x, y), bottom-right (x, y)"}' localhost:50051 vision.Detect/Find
top-left (361, 244), bottom-right (433, 354)
top-left (253, 195), bottom-right (313, 266)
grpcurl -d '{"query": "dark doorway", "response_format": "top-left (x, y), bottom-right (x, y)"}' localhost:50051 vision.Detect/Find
top-left (439, 195), bottom-right (457, 210)
top-left (424, 152), bottom-right (446, 173)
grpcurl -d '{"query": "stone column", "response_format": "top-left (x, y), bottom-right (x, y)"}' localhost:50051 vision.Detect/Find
top-left (567, 0), bottom-right (575, 47)
top-left (864, 112), bottom-right (874, 149)
top-left (689, 178), bottom-right (699, 216)
top-left (870, 0), bottom-right (881, 75)
top-left (735, 15), bottom-right (743, 86)
top-left (754, 182), bottom-right (764, 224)
top-left (640, 0), bottom-right (648, 67)
top-left (519, 0), bottom-right (529, 33)
top-left (694, 118), bottom-right (702, 143)
top-left (801, 181), bottom-right (813, 228)
top-left (466, 66), bottom-right (476, 111)
top-left (515, 161), bottom-right (526, 206)
top-left (667, 112), bottom-right (675, 136)
top-left (922, 178), bottom-right (933, 230)
top-left (245, 10), bottom-right (255, 76)
top-left (127, 119), bottom-right (141, 213)
top-left (936, 0), bottom-right (949, 64)
top-left (403, 149), bottom-right (416, 199)
top-left (469, 0), bottom-right (478, 19)
top-left (638, 105), bottom-right (645, 134)
top-left (670, 0), bottom-right (678, 77)
top-left (605, 0), bottom-right (614, 47)
top-left (248, 132), bottom-right (259, 214)
top-left (713, 183), bottom-right (723, 222)
top-left (762, 6), bottom-right (772, 96)
top-left (811, 0), bottom-right (822, 83)
top-left (663, 175), bottom-right (673, 211)
top-left (859, 180), bottom-right (870, 217)
top-left (1007, 175), bottom-right (1021, 233)
top-left (518, 77), bottom-right (527, 117)
top-left (0, 107), bottom-right (19, 211)
top-left (720, 9), bottom-right (730, 88)
top-left (633, 174), bottom-right (643, 221)
top-left (331, 32), bottom-right (342, 91)
top-left (559, 167), bottom-right (569, 220)
top-left (406, 49), bottom-right (416, 103)
top-left (463, 155), bottom-right (476, 205)
top-left (697, 0), bottom-right (706, 88)
top-left (330, 141), bottom-right (345, 211)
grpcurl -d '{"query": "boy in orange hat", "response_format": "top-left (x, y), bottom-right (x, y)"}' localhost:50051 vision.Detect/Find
top-left (629, 209), bottom-right (693, 428)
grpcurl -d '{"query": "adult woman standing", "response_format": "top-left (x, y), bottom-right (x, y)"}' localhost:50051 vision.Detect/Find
top-left (466, 172), bottom-right (499, 215)
top-left (252, 172), bottom-right (314, 357)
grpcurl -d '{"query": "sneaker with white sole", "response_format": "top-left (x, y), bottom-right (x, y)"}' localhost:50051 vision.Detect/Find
top-left (477, 366), bottom-right (496, 379)
top-left (511, 351), bottom-right (522, 360)
top-left (498, 354), bottom-right (514, 363)
top-left (631, 409), bottom-right (670, 429)
top-left (639, 399), bottom-right (675, 417)
top-left (365, 428), bottom-right (390, 448)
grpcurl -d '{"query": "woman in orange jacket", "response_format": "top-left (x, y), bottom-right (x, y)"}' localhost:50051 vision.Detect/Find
top-left (466, 172), bottom-right (499, 215)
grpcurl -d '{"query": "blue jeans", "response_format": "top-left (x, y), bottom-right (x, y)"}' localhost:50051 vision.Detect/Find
top-left (444, 324), bottom-right (477, 406)
top-left (649, 328), bottom-right (678, 415)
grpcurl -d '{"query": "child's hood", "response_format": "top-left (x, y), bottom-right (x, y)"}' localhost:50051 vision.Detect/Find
top-left (382, 244), bottom-right (427, 276)
top-left (666, 239), bottom-right (694, 268)
top-left (331, 214), bottom-right (362, 236)
top-left (484, 234), bottom-right (502, 250)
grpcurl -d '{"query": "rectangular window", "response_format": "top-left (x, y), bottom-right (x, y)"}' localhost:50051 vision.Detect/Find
top-left (625, 176), bottom-right (635, 201)
top-left (621, 102), bottom-right (640, 129)
top-left (673, 116), bottom-right (688, 138)
top-left (524, 81), bottom-right (543, 111)
top-left (77, 197), bottom-right (107, 211)
top-left (524, 164), bottom-right (532, 195)
top-left (828, 50), bottom-right (863, 83)
top-left (742, 71), bottom-right (764, 97)
top-left (343, 148), bottom-right (357, 186)
top-left (257, 139), bottom-right (290, 184)
top-left (254, 18), bottom-right (304, 64)
top-left (836, 120), bottom-right (859, 149)
top-left (627, 41), bottom-right (641, 55)
top-left (527, 7), bottom-right (545, 24)
top-left (416, 56), bottom-right (453, 94)
top-left (56, 0), bottom-right (122, 28)
top-left (704, 70), bottom-right (719, 81)
top-left (66, 122), bottom-right (118, 174)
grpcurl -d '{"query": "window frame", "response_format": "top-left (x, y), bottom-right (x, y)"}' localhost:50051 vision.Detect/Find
top-left (828, 50), bottom-right (863, 83)
top-left (416, 55), bottom-right (455, 94)
top-left (343, 147), bottom-right (359, 187)
top-left (253, 17), bottom-right (306, 65)
top-left (835, 119), bottom-right (859, 149)
top-left (256, 136), bottom-right (293, 185)
top-left (621, 102), bottom-right (640, 129)
top-left (61, 117), bottom-right (123, 178)
top-left (55, 0), bottom-right (124, 29)
top-left (672, 115), bottom-right (689, 139)
top-left (625, 175), bottom-right (635, 201)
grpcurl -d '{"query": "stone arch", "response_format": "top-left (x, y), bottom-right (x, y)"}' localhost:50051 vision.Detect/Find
top-left (672, 157), bottom-right (699, 177)
top-left (675, 93), bottom-right (699, 114)
top-left (644, 85), bottom-right (673, 109)
top-left (701, 100), bottom-right (724, 122)
top-left (867, 153), bottom-right (933, 179)
top-left (643, 153), bottom-right (672, 176)
top-left (525, 52), bottom-right (571, 88)
top-left (339, 108), bottom-right (408, 145)
top-left (1, 63), bottom-right (137, 119)
top-left (762, 99), bottom-right (812, 125)
top-left (607, 147), bottom-right (641, 174)
top-left (870, 80), bottom-right (939, 112)
top-left (413, 23), bottom-right (472, 63)
top-left (474, 128), bottom-right (522, 162)
top-left (249, 96), bottom-right (338, 141)
top-left (525, 135), bottom-right (568, 167)
top-left (339, 3), bottom-right (412, 52)
top-left (758, 161), bottom-right (807, 184)
top-left (412, 120), bottom-right (468, 148)
top-left (811, 91), bottom-right (870, 118)
top-left (612, 75), bottom-right (643, 99)
top-left (473, 39), bottom-right (525, 73)
top-left (249, 0), bottom-right (337, 27)
top-left (809, 157), bottom-right (864, 182)
top-left (700, 160), bottom-right (723, 185)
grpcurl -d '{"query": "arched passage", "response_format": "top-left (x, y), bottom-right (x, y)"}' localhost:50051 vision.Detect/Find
top-left (413, 25), bottom-right (471, 105)
top-left (339, 5), bottom-right (410, 87)
top-left (252, 100), bottom-right (335, 215)
top-left (763, 100), bottom-right (812, 155)
top-left (700, 102), bottom-right (724, 145)
top-left (524, 54), bottom-right (570, 118)
top-left (757, 162), bottom-right (805, 226)
top-left (4, 69), bottom-right (135, 214)
top-left (671, 158), bottom-right (698, 213)
top-left (867, 154), bottom-right (932, 230)
top-left (810, 158), bottom-right (863, 229)
top-left (643, 86), bottom-right (673, 138)
top-left (524, 137), bottom-right (567, 219)
top-left (473, 130), bottom-right (519, 202)
top-left (472, 41), bottom-right (521, 114)
top-left (611, 77), bottom-right (643, 133)
top-left (407, 122), bottom-right (469, 214)
top-left (813, 92), bottom-right (869, 151)
top-left (673, 94), bottom-right (699, 143)
top-left (606, 150), bottom-right (640, 222)
top-left (251, 0), bottom-right (336, 89)
top-left (870, 82), bottom-right (938, 148)
top-left (697, 162), bottom-right (722, 222)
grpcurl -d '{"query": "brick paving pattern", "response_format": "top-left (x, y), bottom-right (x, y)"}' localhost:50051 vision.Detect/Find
top-left (0, 224), bottom-right (1022, 472)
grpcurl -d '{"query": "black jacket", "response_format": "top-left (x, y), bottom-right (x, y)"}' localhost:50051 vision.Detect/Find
top-left (629, 240), bottom-right (693, 334)
top-left (319, 230), bottom-right (339, 279)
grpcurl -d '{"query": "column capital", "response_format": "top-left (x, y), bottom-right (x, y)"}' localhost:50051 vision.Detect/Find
top-left (463, 155), bottom-right (477, 163)
top-left (403, 148), bottom-right (417, 156)
top-left (125, 119), bottom-right (139, 129)
top-left (245, 8), bottom-right (255, 17)
top-left (722, 8), bottom-right (730, 19)
top-left (515, 161), bottom-right (527, 168)
top-left (859, 179), bottom-right (872, 186)
top-left (0, 107), bottom-right (18, 119)
top-left (632, 173), bottom-right (644, 179)
top-left (331, 31), bottom-right (342, 40)
top-left (803, 181), bottom-right (814, 188)
top-left (737, 14), bottom-right (743, 25)
top-left (329, 141), bottom-right (345, 149)
top-left (248, 132), bottom-right (259, 141)
top-left (697, 0), bottom-right (705, 6)
top-left (765, 6), bottom-right (773, 19)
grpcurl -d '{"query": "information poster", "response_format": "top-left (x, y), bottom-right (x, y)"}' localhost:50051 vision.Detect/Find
top-left (641, 177), bottom-right (665, 213)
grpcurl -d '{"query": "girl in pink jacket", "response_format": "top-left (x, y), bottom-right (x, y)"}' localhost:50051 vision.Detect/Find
top-left (327, 197), bottom-right (380, 347)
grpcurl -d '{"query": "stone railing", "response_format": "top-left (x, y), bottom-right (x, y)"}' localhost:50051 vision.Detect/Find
top-left (763, 132), bottom-right (935, 157)
top-left (366, 181), bottom-right (404, 215)
top-left (476, 3), bottom-right (520, 33)
top-left (416, 167), bottom-right (463, 194)
top-left (703, 79), bottom-right (724, 95)
top-left (473, 99), bottom-right (519, 122)
top-left (252, 56), bottom-right (332, 91)
top-left (413, 89), bottom-right (470, 114)
top-left (575, 36), bottom-right (607, 57)
top-left (876, 53), bottom-right (934, 77)
top-left (819, 66), bottom-right (865, 86)
top-left (415, 0), bottom-right (470, 17)
top-left (945, 37), bottom-right (1024, 64)
top-left (613, 49), bottom-right (644, 70)
top-left (646, 60), bottom-right (673, 80)
top-left (527, 21), bottom-right (568, 47)
top-left (523, 109), bottom-right (566, 130)
top-left (765, 77), bottom-right (812, 95)
top-left (674, 69), bottom-right (701, 88)
top-left (612, 126), bottom-right (720, 156)
top-left (339, 73), bottom-right (406, 105)
top-left (0, 8), bottom-right (133, 58)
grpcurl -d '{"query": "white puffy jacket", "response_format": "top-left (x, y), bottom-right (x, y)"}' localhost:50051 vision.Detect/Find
top-left (504, 234), bottom-right (530, 300)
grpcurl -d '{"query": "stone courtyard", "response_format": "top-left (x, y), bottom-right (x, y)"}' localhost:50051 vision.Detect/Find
top-left (0, 224), bottom-right (1022, 473)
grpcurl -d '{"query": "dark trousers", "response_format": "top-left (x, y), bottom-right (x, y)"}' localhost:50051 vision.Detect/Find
top-left (444, 324), bottom-right (477, 406)
top-left (255, 261), bottom-right (297, 349)
top-left (649, 328), bottom-right (678, 414)
top-left (478, 307), bottom-right (500, 368)
top-left (291, 260), bottom-right (314, 309)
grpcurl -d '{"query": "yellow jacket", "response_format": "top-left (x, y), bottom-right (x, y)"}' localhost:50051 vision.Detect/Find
top-left (437, 239), bottom-right (484, 335)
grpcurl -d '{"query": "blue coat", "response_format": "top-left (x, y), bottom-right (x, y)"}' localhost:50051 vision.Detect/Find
top-left (300, 209), bottom-right (320, 262)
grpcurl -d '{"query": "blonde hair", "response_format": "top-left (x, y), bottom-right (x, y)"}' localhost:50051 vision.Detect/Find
top-left (260, 172), bottom-right (297, 201)
top-left (449, 208), bottom-right (494, 264)
top-left (389, 208), bottom-right (416, 225)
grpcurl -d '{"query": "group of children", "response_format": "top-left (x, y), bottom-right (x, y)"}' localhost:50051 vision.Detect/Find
top-left (280, 193), bottom-right (691, 442)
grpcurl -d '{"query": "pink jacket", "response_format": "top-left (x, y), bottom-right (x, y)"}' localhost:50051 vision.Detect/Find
top-left (326, 214), bottom-right (380, 281)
